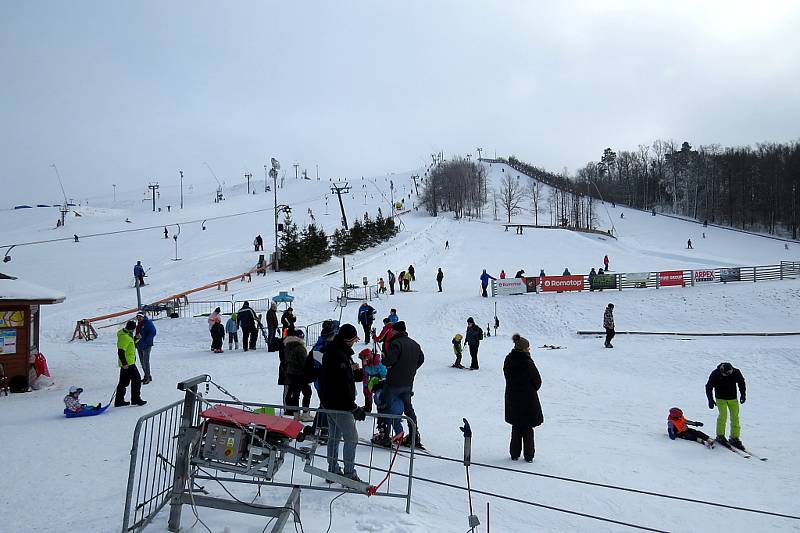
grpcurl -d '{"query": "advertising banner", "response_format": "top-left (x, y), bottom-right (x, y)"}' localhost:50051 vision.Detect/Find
top-left (720, 267), bottom-right (741, 282)
top-left (496, 278), bottom-right (527, 296)
top-left (591, 273), bottom-right (617, 290)
top-left (659, 270), bottom-right (685, 287)
top-left (523, 277), bottom-right (538, 293)
top-left (541, 275), bottom-right (584, 292)
top-left (694, 270), bottom-right (715, 283)
top-left (0, 329), bottom-right (17, 354)
top-left (625, 272), bottom-right (650, 288)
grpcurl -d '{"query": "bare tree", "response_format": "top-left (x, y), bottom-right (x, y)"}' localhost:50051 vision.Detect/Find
top-left (528, 180), bottom-right (542, 225)
top-left (499, 174), bottom-right (525, 223)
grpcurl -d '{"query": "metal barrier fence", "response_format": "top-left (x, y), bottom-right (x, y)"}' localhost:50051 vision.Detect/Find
top-left (181, 297), bottom-right (274, 318)
top-left (330, 284), bottom-right (380, 303)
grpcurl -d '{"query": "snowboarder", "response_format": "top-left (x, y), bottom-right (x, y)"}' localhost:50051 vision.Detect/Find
top-left (226, 312), bottom-right (239, 350)
top-left (603, 255), bottom-right (609, 271)
top-left (706, 362), bottom-right (747, 449)
top-left (464, 317), bottom-right (484, 370)
top-left (115, 320), bottom-right (146, 407)
top-left (383, 321), bottom-right (425, 448)
top-left (237, 301), bottom-right (258, 351)
top-left (133, 261), bottom-right (146, 287)
top-left (603, 304), bottom-right (615, 348)
top-left (480, 269), bottom-right (496, 297)
top-left (667, 407), bottom-right (714, 448)
top-left (436, 268), bottom-right (444, 292)
top-left (687, 239), bottom-right (693, 249)
top-left (207, 307), bottom-right (221, 331)
top-left (64, 386), bottom-right (101, 413)
top-left (387, 270), bottom-right (396, 295)
top-left (210, 316), bottom-right (225, 353)
top-left (387, 309), bottom-right (399, 324)
top-left (499, 270), bottom-right (506, 279)
top-left (266, 303), bottom-right (279, 349)
top-left (503, 334), bottom-right (543, 462)
top-left (357, 301), bottom-right (376, 343)
top-left (135, 312), bottom-right (156, 385)
top-left (408, 264), bottom-right (416, 281)
top-left (358, 347), bottom-right (387, 412)
top-left (451, 333), bottom-right (464, 368)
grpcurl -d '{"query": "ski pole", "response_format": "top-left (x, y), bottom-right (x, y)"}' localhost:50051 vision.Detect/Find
top-left (460, 418), bottom-right (480, 532)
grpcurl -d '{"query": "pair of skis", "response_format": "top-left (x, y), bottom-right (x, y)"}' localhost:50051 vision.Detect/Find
top-left (717, 440), bottom-right (767, 461)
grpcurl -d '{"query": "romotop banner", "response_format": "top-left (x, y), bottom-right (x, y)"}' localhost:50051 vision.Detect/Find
top-left (540, 275), bottom-right (584, 292)
top-left (496, 278), bottom-right (527, 295)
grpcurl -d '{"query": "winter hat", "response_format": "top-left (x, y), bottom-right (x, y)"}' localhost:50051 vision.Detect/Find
top-left (295, 330), bottom-right (305, 339)
top-left (358, 348), bottom-right (372, 360)
top-left (668, 407), bottom-right (683, 419)
top-left (125, 320), bottom-right (136, 331)
top-left (135, 312), bottom-right (145, 319)
top-left (607, 303), bottom-right (614, 309)
top-left (467, 317), bottom-right (475, 324)
top-left (512, 333), bottom-right (530, 351)
top-left (393, 321), bottom-right (407, 333)
top-left (230, 312), bottom-right (238, 321)
top-left (336, 323), bottom-right (359, 342)
top-left (68, 386), bottom-right (83, 395)
top-left (454, 333), bottom-right (463, 342)
top-left (718, 362), bottom-right (734, 376)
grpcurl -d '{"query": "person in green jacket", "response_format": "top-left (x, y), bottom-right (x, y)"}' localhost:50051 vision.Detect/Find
top-left (115, 320), bottom-right (146, 407)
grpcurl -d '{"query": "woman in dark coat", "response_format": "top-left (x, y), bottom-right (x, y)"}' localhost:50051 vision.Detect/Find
top-left (503, 333), bottom-right (543, 462)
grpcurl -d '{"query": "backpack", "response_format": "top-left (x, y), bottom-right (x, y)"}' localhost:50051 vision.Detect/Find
top-left (476, 327), bottom-right (484, 340)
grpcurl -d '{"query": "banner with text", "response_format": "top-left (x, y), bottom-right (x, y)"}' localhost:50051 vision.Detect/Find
top-left (541, 275), bottom-right (584, 292)
top-left (591, 274), bottom-right (617, 290)
top-left (496, 278), bottom-right (527, 296)
top-left (659, 270), bottom-right (685, 287)
top-left (693, 270), bottom-right (715, 283)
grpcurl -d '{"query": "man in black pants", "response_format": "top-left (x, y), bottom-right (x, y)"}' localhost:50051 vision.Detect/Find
top-left (436, 268), bottom-right (444, 292)
top-left (237, 301), bottom-right (258, 351)
top-left (115, 320), bottom-right (146, 407)
top-left (464, 317), bottom-right (484, 370)
top-left (603, 303), bottom-right (615, 348)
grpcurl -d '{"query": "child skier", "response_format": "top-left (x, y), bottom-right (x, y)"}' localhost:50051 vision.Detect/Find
top-left (369, 377), bottom-right (405, 447)
top-left (667, 407), bottom-right (715, 448)
top-left (210, 316), bottom-right (225, 353)
top-left (63, 386), bottom-right (101, 413)
top-left (452, 334), bottom-right (464, 368)
top-left (226, 312), bottom-right (239, 350)
top-left (358, 347), bottom-right (387, 412)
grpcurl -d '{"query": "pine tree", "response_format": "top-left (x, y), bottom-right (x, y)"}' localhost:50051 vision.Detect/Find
top-left (278, 214), bottom-right (303, 270)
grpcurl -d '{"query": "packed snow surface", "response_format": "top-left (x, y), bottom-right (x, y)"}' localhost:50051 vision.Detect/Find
top-left (1, 162), bottom-right (799, 532)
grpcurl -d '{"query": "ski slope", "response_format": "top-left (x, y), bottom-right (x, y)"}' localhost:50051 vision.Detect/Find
top-left (1, 162), bottom-right (799, 533)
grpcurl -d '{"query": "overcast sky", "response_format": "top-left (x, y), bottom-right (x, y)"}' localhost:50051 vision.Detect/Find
top-left (2, 1), bottom-right (799, 206)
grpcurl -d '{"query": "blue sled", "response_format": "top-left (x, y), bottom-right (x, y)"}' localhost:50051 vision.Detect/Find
top-left (64, 404), bottom-right (110, 418)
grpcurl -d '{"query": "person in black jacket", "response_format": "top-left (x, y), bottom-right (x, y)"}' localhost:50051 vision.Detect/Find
top-left (706, 362), bottom-right (747, 449)
top-left (382, 321), bottom-right (425, 447)
top-left (318, 324), bottom-right (365, 481)
top-left (503, 334), bottom-right (543, 462)
top-left (280, 307), bottom-right (297, 336)
top-left (436, 268), bottom-right (444, 292)
top-left (266, 302), bottom-right (279, 349)
top-left (237, 302), bottom-right (258, 351)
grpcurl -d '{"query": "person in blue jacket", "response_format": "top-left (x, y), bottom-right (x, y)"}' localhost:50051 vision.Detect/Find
top-left (357, 301), bottom-right (376, 344)
top-left (387, 308), bottom-right (399, 324)
top-left (135, 312), bottom-right (157, 384)
top-left (133, 261), bottom-right (146, 286)
top-left (480, 269), bottom-right (496, 297)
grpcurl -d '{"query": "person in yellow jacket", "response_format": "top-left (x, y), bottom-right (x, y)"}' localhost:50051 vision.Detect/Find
top-left (115, 320), bottom-right (147, 407)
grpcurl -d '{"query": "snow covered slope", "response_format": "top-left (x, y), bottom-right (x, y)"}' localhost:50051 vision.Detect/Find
top-left (1, 162), bottom-right (798, 532)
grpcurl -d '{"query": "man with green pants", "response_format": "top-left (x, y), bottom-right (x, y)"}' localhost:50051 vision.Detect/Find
top-left (705, 362), bottom-right (746, 450)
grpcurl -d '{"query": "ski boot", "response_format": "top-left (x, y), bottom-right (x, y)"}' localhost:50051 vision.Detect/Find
top-left (729, 437), bottom-right (745, 451)
top-left (371, 422), bottom-right (392, 448)
top-left (715, 435), bottom-right (729, 447)
top-left (402, 430), bottom-right (425, 450)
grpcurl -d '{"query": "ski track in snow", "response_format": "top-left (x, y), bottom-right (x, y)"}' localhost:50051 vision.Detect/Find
top-left (1, 163), bottom-right (799, 532)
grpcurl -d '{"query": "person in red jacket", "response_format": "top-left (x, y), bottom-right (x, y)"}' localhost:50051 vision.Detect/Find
top-left (372, 318), bottom-right (396, 355)
top-left (667, 407), bottom-right (714, 448)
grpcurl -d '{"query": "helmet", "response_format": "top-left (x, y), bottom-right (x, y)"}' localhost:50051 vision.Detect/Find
top-left (454, 334), bottom-right (463, 342)
top-left (718, 362), bottom-right (734, 376)
top-left (668, 407), bottom-right (683, 419)
top-left (358, 348), bottom-right (372, 360)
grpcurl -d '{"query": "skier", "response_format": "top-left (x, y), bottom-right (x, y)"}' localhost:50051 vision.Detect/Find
top-left (436, 268), bottom-right (444, 292)
top-left (408, 264), bottom-right (416, 281)
top-left (115, 320), bottom-right (146, 407)
top-left (207, 307), bottom-right (221, 331)
top-left (620, 212), bottom-right (624, 219)
top-left (382, 321), bottom-right (425, 448)
top-left (358, 347), bottom-right (387, 412)
top-left (667, 407), bottom-right (714, 448)
top-left (210, 316), bottom-right (225, 353)
top-left (403, 270), bottom-right (412, 291)
top-left (514, 269), bottom-right (525, 278)
top-left (226, 312), bottom-right (239, 350)
top-left (464, 317), bottom-right (484, 370)
top-left (503, 334), bottom-right (543, 462)
top-left (451, 333), bottom-right (464, 368)
top-left (64, 386), bottom-right (101, 413)
top-left (133, 261), bottom-right (146, 287)
top-left (480, 269), bottom-right (496, 297)
top-left (357, 301), bottom-right (376, 343)
top-left (499, 270), bottom-right (506, 279)
top-left (266, 302), bottom-right (279, 349)
top-left (603, 304), bottom-right (615, 348)
top-left (387, 270), bottom-right (396, 295)
top-left (603, 255), bottom-right (609, 271)
top-left (445, 240), bottom-right (449, 250)
top-left (687, 239), bottom-right (693, 249)
top-left (237, 301), bottom-right (258, 351)
top-left (387, 309), bottom-right (399, 324)
top-left (135, 312), bottom-right (156, 385)
top-left (706, 362), bottom-right (747, 450)
top-left (164, 227), bottom-right (169, 239)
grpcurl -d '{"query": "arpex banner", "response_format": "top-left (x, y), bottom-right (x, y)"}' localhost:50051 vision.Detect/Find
top-left (694, 270), bottom-right (715, 282)
top-left (659, 270), bottom-right (685, 287)
top-left (496, 278), bottom-right (527, 296)
top-left (541, 275), bottom-right (584, 292)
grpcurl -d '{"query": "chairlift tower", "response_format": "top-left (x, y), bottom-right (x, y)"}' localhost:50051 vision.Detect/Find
top-left (148, 182), bottom-right (160, 212)
top-left (331, 182), bottom-right (352, 229)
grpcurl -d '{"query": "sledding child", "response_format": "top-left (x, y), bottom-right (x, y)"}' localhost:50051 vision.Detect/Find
top-left (226, 312), bottom-right (239, 350)
top-left (667, 407), bottom-right (715, 448)
top-left (64, 386), bottom-right (101, 413)
top-left (369, 377), bottom-right (405, 447)
top-left (358, 348), bottom-right (387, 412)
top-left (452, 333), bottom-right (464, 368)
top-left (210, 316), bottom-right (225, 353)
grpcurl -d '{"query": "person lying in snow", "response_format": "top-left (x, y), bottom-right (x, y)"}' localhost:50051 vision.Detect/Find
top-left (63, 386), bottom-right (101, 412)
top-left (667, 407), bottom-right (715, 448)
